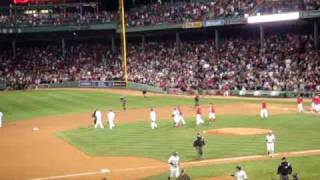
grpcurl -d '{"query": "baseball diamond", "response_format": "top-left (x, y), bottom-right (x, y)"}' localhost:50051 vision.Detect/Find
top-left (1, 0), bottom-right (320, 180)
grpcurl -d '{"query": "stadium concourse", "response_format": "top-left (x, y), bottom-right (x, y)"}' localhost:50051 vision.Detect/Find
top-left (1, 33), bottom-right (320, 92)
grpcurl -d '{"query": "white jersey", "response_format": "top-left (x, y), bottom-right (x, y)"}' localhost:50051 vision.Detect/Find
top-left (108, 111), bottom-right (115, 121)
top-left (172, 110), bottom-right (180, 119)
top-left (234, 170), bottom-right (248, 180)
top-left (168, 155), bottom-right (179, 168)
top-left (0, 112), bottom-right (3, 128)
top-left (95, 110), bottom-right (102, 121)
top-left (150, 111), bottom-right (156, 122)
top-left (266, 134), bottom-right (275, 143)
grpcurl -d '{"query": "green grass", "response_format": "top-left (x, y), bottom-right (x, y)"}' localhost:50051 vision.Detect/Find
top-left (0, 89), bottom-right (301, 122)
top-left (143, 156), bottom-right (320, 180)
top-left (0, 90), bottom-right (235, 122)
top-left (58, 114), bottom-right (320, 161)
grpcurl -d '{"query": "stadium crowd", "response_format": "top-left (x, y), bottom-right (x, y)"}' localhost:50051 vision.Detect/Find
top-left (1, 0), bottom-right (320, 27)
top-left (0, 43), bottom-right (122, 90)
top-left (0, 10), bottom-right (115, 27)
top-left (126, 0), bottom-right (258, 27)
top-left (1, 33), bottom-right (320, 92)
top-left (256, 0), bottom-right (320, 15)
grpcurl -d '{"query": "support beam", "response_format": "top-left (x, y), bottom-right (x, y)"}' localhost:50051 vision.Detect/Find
top-left (61, 38), bottom-right (66, 58)
top-left (141, 35), bottom-right (145, 52)
top-left (259, 25), bottom-right (265, 49)
top-left (314, 19), bottom-right (319, 49)
top-left (175, 32), bottom-right (180, 49)
top-left (215, 29), bottom-right (219, 50)
top-left (111, 35), bottom-right (115, 53)
top-left (12, 39), bottom-right (16, 59)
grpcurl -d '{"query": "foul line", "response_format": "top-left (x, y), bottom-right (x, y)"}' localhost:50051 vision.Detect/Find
top-left (28, 149), bottom-right (320, 180)
top-left (29, 169), bottom-right (110, 180)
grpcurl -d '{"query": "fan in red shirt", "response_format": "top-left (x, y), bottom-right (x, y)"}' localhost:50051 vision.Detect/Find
top-left (208, 104), bottom-right (216, 122)
top-left (260, 100), bottom-right (268, 119)
top-left (297, 96), bottom-right (304, 112)
top-left (195, 106), bottom-right (204, 126)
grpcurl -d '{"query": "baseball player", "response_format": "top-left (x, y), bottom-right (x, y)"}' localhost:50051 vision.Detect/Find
top-left (172, 107), bottom-right (181, 127)
top-left (315, 95), bottom-right (320, 113)
top-left (195, 106), bottom-right (204, 126)
top-left (107, 110), bottom-right (116, 129)
top-left (194, 95), bottom-right (200, 107)
top-left (311, 96), bottom-right (316, 113)
top-left (266, 130), bottom-right (276, 157)
top-left (168, 152), bottom-right (180, 180)
top-left (120, 96), bottom-right (127, 111)
top-left (231, 166), bottom-right (248, 180)
top-left (260, 100), bottom-right (268, 119)
top-left (150, 108), bottom-right (158, 129)
top-left (177, 106), bottom-right (186, 125)
top-left (94, 109), bottom-right (103, 129)
top-left (296, 96), bottom-right (304, 112)
top-left (0, 111), bottom-right (3, 128)
top-left (92, 109), bottom-right (97, 125)
top-left (208, 104), bottom-right (216, 122)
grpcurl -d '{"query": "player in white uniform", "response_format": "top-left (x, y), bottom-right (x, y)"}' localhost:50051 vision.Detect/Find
top-left (0, 111), bottom-right (3, 128)
top-left (232, 166), bottom-right (248, 180)
top-left (94, 109), bottom-right (104, 128)
top-left (150, 108), bottom-right (158, 129)
top-left (177, 106), bottom-right (186, 125)
top-left (107, 110), bottom-right (116, 129)
top-left (172, 108), bottom-right (181, 127)
top-left (168, 152), bottom-right (180, 180)
top-left (266, 131), bottom-right (276, 157)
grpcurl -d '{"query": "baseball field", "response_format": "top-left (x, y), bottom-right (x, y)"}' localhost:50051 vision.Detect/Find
top-left (1, 88), bottom-right (320, 180)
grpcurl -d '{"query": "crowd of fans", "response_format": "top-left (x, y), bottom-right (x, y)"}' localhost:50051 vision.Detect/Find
top-left (1, 33), bottom-right (319, 92)
top-left (0, 43), bottom-right (122, 90)
top-left (126, 0), bottom-right (258, 27)
top-left (257, 0), bottom-right (320, 15)
top-left (1, 0), bottom-right (320, 27)
top-left (127, 34), bottom-right (320, 92)
top-left (0, 10), bottom-right (115, 27)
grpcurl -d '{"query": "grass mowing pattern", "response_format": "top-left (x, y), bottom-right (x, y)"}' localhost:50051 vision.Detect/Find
top-left (0, 90), bottom-right (237, 122)
top-left (143, 156), bottom-right (320, 180)
top-left (58, 114), bottom-right (320, 162)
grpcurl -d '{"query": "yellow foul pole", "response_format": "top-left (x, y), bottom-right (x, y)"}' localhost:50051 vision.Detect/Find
top-left (119, 0), bottom-right (128, 86)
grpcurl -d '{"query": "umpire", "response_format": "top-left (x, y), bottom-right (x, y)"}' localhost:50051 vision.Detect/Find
top-left (193, 132), bottom-right (205, 158)
top-left (277, 157), bottom-right (293, 180)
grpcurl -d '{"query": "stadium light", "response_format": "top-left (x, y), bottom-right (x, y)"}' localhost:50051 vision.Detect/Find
top-left (247, 12), bottom-right (300, 24)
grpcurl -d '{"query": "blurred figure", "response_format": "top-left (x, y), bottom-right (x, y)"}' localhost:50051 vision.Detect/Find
top-left (231, 166), bottom-right (248, 180)
top-left (177, 169), bottom-right (191, 180)
top-left (150, 108), bottom-right (158, 129)
top-left (193, 132), bottom-right (205, 158)
top-left (277, 157), bottom-right (293, 180)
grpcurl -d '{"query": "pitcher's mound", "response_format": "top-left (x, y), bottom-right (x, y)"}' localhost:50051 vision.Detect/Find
top-left (206, 128), bottom-right (270, 136)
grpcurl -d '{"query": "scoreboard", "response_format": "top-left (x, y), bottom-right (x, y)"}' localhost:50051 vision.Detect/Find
top-left (13, 0), bottom-right (67, 4)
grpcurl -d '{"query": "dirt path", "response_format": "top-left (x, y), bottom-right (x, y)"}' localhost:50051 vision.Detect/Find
top-left (0, 98), bottom-right (312, 180)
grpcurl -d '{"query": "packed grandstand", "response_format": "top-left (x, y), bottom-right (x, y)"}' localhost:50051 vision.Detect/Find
top-left (0, 0), bottom-right (320, 93)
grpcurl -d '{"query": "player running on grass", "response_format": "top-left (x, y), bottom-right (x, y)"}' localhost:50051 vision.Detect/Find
top-left (208, 104), bottom-right (216, 122)
top-left (195, 106), bottom-right (204, 126)
top-left (150, 108), bottom-right (158, 129)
